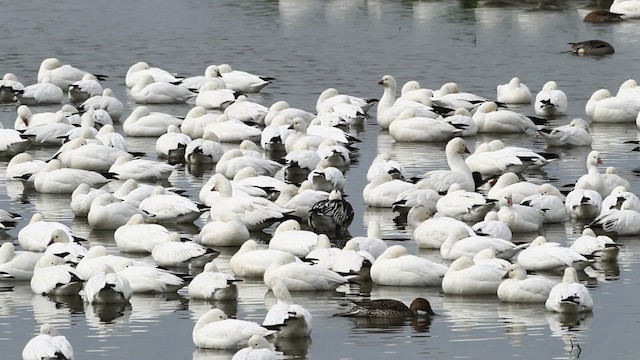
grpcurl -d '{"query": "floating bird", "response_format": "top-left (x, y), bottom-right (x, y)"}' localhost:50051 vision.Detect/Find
top-left (567, 40), bottom-right (614, 56)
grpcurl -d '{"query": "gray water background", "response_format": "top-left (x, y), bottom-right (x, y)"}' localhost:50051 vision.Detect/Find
top-left (1, 0), bottom-right (640, 359)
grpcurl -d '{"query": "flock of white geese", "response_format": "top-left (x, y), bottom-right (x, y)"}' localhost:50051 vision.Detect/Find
top-left (2, 56), bottom-right (640, 360)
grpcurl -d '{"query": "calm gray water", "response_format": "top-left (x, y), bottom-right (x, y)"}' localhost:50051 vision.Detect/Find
top-left (2, 0), bottom-right (640, 359)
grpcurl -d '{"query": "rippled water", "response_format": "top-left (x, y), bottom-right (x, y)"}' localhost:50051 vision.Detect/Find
top-left (2, 0), bottom-right (640, 359)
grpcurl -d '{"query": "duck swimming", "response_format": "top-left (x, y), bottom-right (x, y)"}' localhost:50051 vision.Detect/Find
top-left (567, 40), bottom-right (614, 56)
top-left (333, 297), bottom-right (435, 318)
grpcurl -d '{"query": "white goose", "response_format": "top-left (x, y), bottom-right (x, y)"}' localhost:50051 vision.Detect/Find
top-left (83, 263), bottom-right (133, 304)
top-left (185, 130), bottom-right (224, 164)
top-left (307, 167), bottom-right (346, 192)
top-left (602, 166), bottom-right (631, 196)
top-left (123, 106), bottom-right (183, 137)
top-left (151, 233), bottom-right (218, 268)
top-left (473, 102), bottom-right (540, 133)
top-left (192, 308), bottom-right (277, 350)
top-left (565, 182), bottom-right (602, 220)
top-left (586, 89), bottom-right (640, 123)
top-left (38, 57), bottom-right (105, 88)
top-left (534, 81), bottom-right (567, 117)
top-left (76, 245), bottom-right (150, 280)
top-left (188, 261), bottom-right (240, 300)
top-left (30, 254), bottom-right (83, 295)
top-left (155, 125), bottom-right (192, 160)
top-left (545, 267), bottom-right (593, 313)
top-left (389, 109), bottom-right (461, 142)
top-left (436, 183), bottom-right (496, 222)
top-left (95, 124), bottom-right (128, 151)
top-left (363, 173), bottom-right (415, 208)
top-left (496, 77), bottom-right (532, 104)
top-left (218, 63), bottom-right (272, 93)
top-left (198, 212), bottom-right (250, 247)
top-left (180, 106), bottom-right (218, 139)
top-left (130, 74), bottom-right (195, 104)
top-left (268, 220), bottom-right (320, 258)
top-left (538, 118), bottom-right (592, 147)
top-left (0, 73), bottom-right (23, 102)
top-left (275, 184), bottom-right (329, 221)
top-left (471, 211), bottom-right (512, 240)
top-left (114, 260), bottom-right (183, 294)
top-left (520, 183), bottom-right (567, 224)
top-left (588, 199), bottom-right (640, 236)
top-left (442, 256), bottom-right (505, 295)
top-left (516, 236), bottom-right (589, 272)
top-left (232, 336), bottom-right (276, 360)
top-left (367, 152), bottom-right (406, 182)
top-left (181, 64), bottom-right (226, 90)
top-left (44, 229), bottom-right (88, 265)
top-left (370, 245), bottom-right (448, 287)
top-left (22, 323), bottom-right (74, 360)
top-left (5, 153), bottom-right (46, 180)
top-left (15, 81), bottom-right (63, 104)
top-left (601, 185), bottom-right (640, 214)
top-left (138, 187), bottom-right (206, 223)
top-left (80, 88), bottom-right (125, 121)
top-left (215, 149), bottom-right (282, 179)
top-left (486, 172), bottom-right (539, 205)
top-left (0, 242), bottom-right (43, 281)
top-left (68, 73), bottom-right (103, 103)
top-left (262, 279), bottom-right (312, 338)
top-left (0, 129), bottom-right (33, 158)
top-left (263, 101), bottom-right (314, 127)
top-left (497, 263), bottom-right (556, 303)
top-left (56, 137), bottom-right (136, 171)
top-left (18, 213), bottom-right (76, 252)
top-left (440, 226), bottom-right (519, 261)
top-left (376, 74), bottom-right (439, 129)
top-left (225, 95), bottom-right (269, 124)
top-left (497, 196), bottom-right (544, 233)
top-left (610, 0), bottom-right (640, 18)
top-left (569, 228), bottom-right (620, 261)
top-left (87, 193), bottom-right (149, 230)
top-left (414, 137), bottom-right (476, 193)
top-left (114, 214), bottom-right (170, 254)
top-left (414, 216), bottom-right (475, 249)
top-left (345, 219), bottom-right (389, 259)
top-left (125, 61), bottom-right (182, 88)
top-left (205, 114), bottom-right (263, 143)
top-left (229, 239), bottom-right (296, 278)
top-left (109, 156), bottom-right (175, 181)
top-left (195, 81), bottom-right (237, 109)
top-left (263, 252), bottom-right (349, 291)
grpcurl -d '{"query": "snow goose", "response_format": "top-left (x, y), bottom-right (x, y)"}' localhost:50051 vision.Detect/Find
top-left (588, 199), bottom-right (640, 235)
top-left (344, 219), bottom-right (388, 259)
top-left (497, 263), bottom-right (556, 303)
top-left (21, 115), bottom-right (76, 146)
top-left (43, 229), bottom-right (87, 266)
top-left (185, 130), bottom-right (224, 164)
top-left (376, 74), bottom-right (439, 129)
top-left (80, 88), bottom-right (124, 121)
top-left (570, 228), bottom-right (620, 261)
top-left (263, 252), bottom-right (349, 291)
top-left (87, 193), bottom-right (149, 230)
top-left (538, 118), bottom-right (592, 147)
top-left (575, 150), bottom-right (607, 197)
top-left (316, 87), bottom-right (376, 114)
top-left (75, 245), bottom-right (149, 280)
top-left (181, 64), bottom-right (226, 90)
top-left (520, 184), bottom-right (567, 224)
top-left (367, 152), bottom-right (406, 182)
top-left (602, 166), bottom-right (631, 196)
top-left (414, 216), bottom-right (475, 249)
top-left (283, 117), bottom-right (326, 153)
top-left (0, 242), bottom-right (42, 281)
top-left (601, 185), bottom-right (640, 214)
top-left (442, 256), bottom-right (505, 295)
top-left (151, 232), bottom-right (218, 268)
top-left (56, 137), bottom-right (137, 171)
top-left (534, 81), bottom-right (567, 117)
top-left (472, 248), bottom-right (511, 270)
top-left (497, 195), bottom-right (544, 233)
top-left (363, 173), bottom-right (415, 208)
top-left (439, 225), bottom-right (519, 260)
top-left (264, 101), bottom-right (315, 127)
top-left (473, 102), bottom-right (542, 133)
top-left (188, 261), bottom-right (240, 300)
top-left (610, 0), bottom-right (640, 18)
top-left (195, 81), bottom-right (237, 110)
top-left (95, 124), bottom-right (128, 151)
top-left (218, 63), bottom-right (272, 93)
top-left (14, 105), bottom-right (59, 130)
top-left (268, 220), bottom-right (320, 258)
top-left (154, 125), bottom-right (192, 160)
top-left (306, 235), bottom-right (374, 279)
top-left (114, 214), bottom-right (170, 253)
top-left (229, 240), bottom-right (295, 278)
top-left (232, 335), bottom-right (277, 360)
top-left (113, 178), bottom-right (182, 207)
top-left (307, 167), bottom-right (345, 192)
top-left (207, 174), bottom-right (294, 230)
top-left (180, 106), bottom-right (218, 139)
top-left (436, 183), bottom-right (496, 222)
top-left (284, 141), bottom-right (321, 178)
top-left (478, 140), bottom-right (557, 173)
top-left (216, 149), bottom-right (282, 179)
top-left (397, 80), bottom-right (434, 106)
top-left (205, 114), bottom-right (262, 143)
top-left (18, 213), bottom-right (77, 252)
top-left (68, 73), bottom-right (102, 103)
top-left (389, 109), bottom-right (462, 142)
top-left (83, 263), bottom-right (132, 304)
top-left (370, 245), bottom-right (447, 287)
top-left (198, 212), bottom-right (250, 247)
top-left (334, 297), bottom-right (435, 318)
top-left (114, 259), bottom-right (183, 294)
top-left (0, 73), bottom-right (23, 102)
top-left (516, 236), bottom-right (589, 272)
top-left (471, 211), bottom-right (512, 240)
top-left (28, 159), bottom-right (114, 194)
top-left (0, 127), bottom-right (33, 157)
top-left (442, 108), bottom-right (477, 136)
top-left (0, 209), bottom-right (21, 228)
top-left (392, 181), bottom-right (441, 218)
top-left (22, 323), bottom-right (74, 360)
top-left (138, 186), bottom-right (207, 223)
top-left (193, 308), bottom-right (277, 349)
top-left (125, 61), bottom-right (182, 87)
top-left (201, 170), bottom-right (269, 203)
top-left (109, 156), bottom-right (175, 181)
top-left (275, 183), bottom-right (329, 221)
top-left (14, 80), bottom-right (64, 105)
top-left (496, 77), bottom-right (532, 104)
top-left (130, 74), bottom-right (195, 104)
top-left (308, 190), bottom-right (354, 236)
top-left (30, 254), bottom-right (83, 295)
top-left (316, 138), bottom-right (352, 169)
top-left (545, 267), bottom-right (593, 313)
top-left (262, 279), bottom-right (312, 338)
top-left (37, 57), bottom-right (106, 89)
top-left (617, 79), bottom-right (640, 98)
top-left (487, 172), bottom-right (539, 204)
top-left (414, 137), bottom-right (477, 193)
top-left (225, 95), bottom-right (269, 124)
top-left (586, 89), bottom-right (640, 123)
top-left (565, 182), bottom-right (603, 220)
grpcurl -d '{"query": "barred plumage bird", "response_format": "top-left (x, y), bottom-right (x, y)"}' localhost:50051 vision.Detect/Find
top-left (308, 190), bottom-right (354, 237)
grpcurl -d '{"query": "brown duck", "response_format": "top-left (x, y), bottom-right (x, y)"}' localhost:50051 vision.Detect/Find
top-left (334, 297), bottom-right (435, 318)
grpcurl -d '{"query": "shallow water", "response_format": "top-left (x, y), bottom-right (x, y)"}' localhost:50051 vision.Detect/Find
top-left (2, 0), bottom-right (640, 359)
